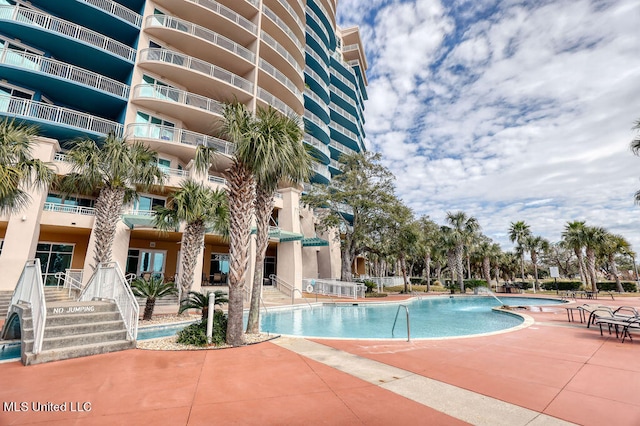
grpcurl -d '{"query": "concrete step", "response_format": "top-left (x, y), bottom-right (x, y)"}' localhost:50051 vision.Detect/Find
top-left (136, 295), bottom-right (179, 306)
top-left (43, 320), bottom-right (125, 338)
top-left (46, 300), bottom-right (118, 315)
top-left (23, 340), bottom-right (136, 366)
top-left (45, 311), bottom-right (123, 326)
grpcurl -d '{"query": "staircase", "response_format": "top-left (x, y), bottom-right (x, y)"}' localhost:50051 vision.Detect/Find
top-left (0, 290), bottom-right (11, 318)
top-left (261, 286), bottom-right (292, 305)
top-left (21, 300), bottom-right (135, 365)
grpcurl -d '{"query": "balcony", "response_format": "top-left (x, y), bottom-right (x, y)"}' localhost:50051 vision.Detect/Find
top-left (303, 134), bottom-right (330, 163)
top-left (132, 84), bottom-right (223, 134)
top-left (260, 30), bottom-right (303, 76)
top-left (41, 203), bottom-right (96, 228)
top-left (121, 209), bottom-right (156, 229)
top-left (329, 140), bottom-right (358, 158)
top-left (137, 48), bottom-right (253, 103)
top-left (262, 4), bottom-right (303, 56)
top-left (311, 162), bottom-right (330, 183)
top-left (0, 48), bottom-right (128, 117)
top-left (0, 5), bottom-right (135, 80)
top-left (144, 15), bottom-right (255, 76)
top-left (0, 96), bottom-right (123, 141)
top-left (256, 87), bottom-right (301, 119)
top-left (258, 58), bottom-right (303, 108)
top-left (28, 0), bottom-right (142, 43)
top-left (127, 123), bottom-right (235, 159)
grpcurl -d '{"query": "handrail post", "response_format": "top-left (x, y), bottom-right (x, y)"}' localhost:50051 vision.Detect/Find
top-left (391, 304), bottom-right (410, 342)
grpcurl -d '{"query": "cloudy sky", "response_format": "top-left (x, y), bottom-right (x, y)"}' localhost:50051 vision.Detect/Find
top-left (337, 0), bottom-right (640, 251)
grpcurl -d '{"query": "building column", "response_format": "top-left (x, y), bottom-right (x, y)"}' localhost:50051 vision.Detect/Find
top-left (0, 137), bottom-right (59, 291)
top-left (276, 187), bottom-right (302, 292)
top-left (82, 221), bottom-right (131, 284)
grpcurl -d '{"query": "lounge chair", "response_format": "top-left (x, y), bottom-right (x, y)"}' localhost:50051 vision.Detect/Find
top-left (594, 317), bottom-right (640, 343)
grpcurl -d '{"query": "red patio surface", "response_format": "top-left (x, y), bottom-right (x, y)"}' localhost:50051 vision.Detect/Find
top-left (0, 294), bottom-right (639, 425)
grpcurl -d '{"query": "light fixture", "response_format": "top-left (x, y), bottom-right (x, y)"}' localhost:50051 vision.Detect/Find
top-left (21, 216), bottom-right (27, 221)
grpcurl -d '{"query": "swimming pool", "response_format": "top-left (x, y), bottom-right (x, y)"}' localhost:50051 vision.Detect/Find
top-left (259, 296), bottom-right (565, 339)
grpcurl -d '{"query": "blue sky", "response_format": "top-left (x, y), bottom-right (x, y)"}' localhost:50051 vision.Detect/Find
top-left (337, 0), bottom-right (640, 251)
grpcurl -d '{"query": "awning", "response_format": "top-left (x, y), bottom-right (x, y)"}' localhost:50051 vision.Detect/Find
top-left (251, 227), bottom-right (304, 242)
top-left (122, 214), bottom-right (155, 229)
top-left (302, 237), bottom-right (329, 247)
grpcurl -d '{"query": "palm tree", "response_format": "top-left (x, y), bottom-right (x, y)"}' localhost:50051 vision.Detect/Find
top-left (561, 221), bottom-right (589, 288)
top-left (582, 225), bottom-right (607, 292)
top-left (418, 216), bottom-right (439, 292)
top-left (508, 221), bottom-right (531, 283)
top-left (445, 211), bottom-right (480, 292)
top-left (55, 135), bottom-right (165, 267)
top-left (131, 276), bottom-right (178, 320)
top-left (179, 290), bottom-right (229, 322)
top-left (631, 118), bottom-right (640, 202)
top-left (524, 235), bottom-right (550, 291)
top-left (246, 107), bottom-right (312, 335)
top-left (216, 102), bottom-right (257, 346)
top-left (599, 232), bottom-right (631, 293)
top-left (153, 179), bottom-right (228, 299)
top-left (0, 119), bottom-right (54, 215)
top-left (476, 240), bottom-right (502, 290)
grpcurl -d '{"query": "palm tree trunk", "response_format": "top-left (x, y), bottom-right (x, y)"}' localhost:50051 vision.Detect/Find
top-left (520, 253), bottom-right (525, 282)
top-left (400, 253), bottom-right (408, 293)
top-left (341, 233), bottom-right (354, 281)
top-left (531, 251), bottom-right (539, 291)
top-left (425, 253), bottom-right (431, 292)
top-left (178, 221), bottom-right (206, 300)
top-left (226, 162), bottom-right (254, 346)
top-left (574, 248), bottom-right (588, 288)
top-left (92, 186), bottom-right (125, 267)
top-left (143, 298), bottom-right (155, 321)
top-left (246, 186), bottom-right (273, 334)
top-left (483, 256), bottom-right (491, 287)
top-left (586, 248), bottom-right (598, 292)
top-left (609, 254), bottom-right (623, 292)
top-left (455, 244), bottom-right (464, 292)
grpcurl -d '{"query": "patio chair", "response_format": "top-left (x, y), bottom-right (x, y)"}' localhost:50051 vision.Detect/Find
top-left (594, 317), bottom-right (640, 343)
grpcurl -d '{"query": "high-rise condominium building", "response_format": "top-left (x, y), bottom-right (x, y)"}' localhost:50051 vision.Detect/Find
top-left (0, 0), bottom-right (368, 293)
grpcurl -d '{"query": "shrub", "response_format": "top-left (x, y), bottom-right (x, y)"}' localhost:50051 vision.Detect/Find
top-left (540, 281), bottom-right (582, 291)
top-left (410, 277), bottom-right (424, 284)
top-left (464, 279), bottom-right (488, 289)
top-left (176, 311), bottom-right (228, 347)
top-left (365, 292), bottom-right (388, 298)
top-left (362, 280), bottom-right (376, 293)
top-left (594, 281), bottom-right (638, 292)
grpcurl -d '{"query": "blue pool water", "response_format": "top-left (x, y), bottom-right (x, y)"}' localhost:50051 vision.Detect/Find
top-left (259, 296), bottom-right (564, 339)
top-left (0, 321), bottom-right (197, 362)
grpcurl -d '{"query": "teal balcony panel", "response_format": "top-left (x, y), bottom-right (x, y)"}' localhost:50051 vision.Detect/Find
top-left (303, 95), bottom-right (329, 124)
top-left (0, 6), bottom-right (135, 81)
top-left (28, 0), bottom-right (141, 44)
top-left (330, 110), bottom-right (359, 137)
top-left (0, 52), bottom-right (128, 118)
top-left (305, 53), bottom-right (330, 86)
top-left (305, 13), bottom-right (330, 50)
top-left (116, 0), bottom-right (145, 13)
top-left (0, 96), bottom-right (123, 142)
top-left (303, 134), bottom-right (330, 164)
top-left (307, 0), bottom-right (336, 50)
top-left (304, 76), bottom-right (329, 101)
top-left (329, 126), bottom-right (359, 153)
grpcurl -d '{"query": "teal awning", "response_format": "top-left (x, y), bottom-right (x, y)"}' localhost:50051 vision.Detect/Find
top-left (122, 214), bottom-right (155, 229)
top-left (251, 227), bottom-right (304, 242)
top-left (302, 237), bottom-right (329, 247)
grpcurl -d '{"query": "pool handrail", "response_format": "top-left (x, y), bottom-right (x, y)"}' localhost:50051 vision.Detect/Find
top-left (392, 304), bottom-right (411, 342)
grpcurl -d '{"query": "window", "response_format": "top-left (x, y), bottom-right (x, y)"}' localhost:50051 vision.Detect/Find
top-left (133, 195), bottom-right (165, 212)
top-left (35, 243), bottom-right (74, 286)
top-left (264, 256), bottom-right (276, 285)
top-left (0, 83), bottom-right (33, 113)
top-left (126, 249), bottom-right (166, 277)
top-left (134, 111), bottom-right (175, 140)
top-left (209, 253), bottom-right (229, 284)
top-left (46, 193), bottom-right (94, 208)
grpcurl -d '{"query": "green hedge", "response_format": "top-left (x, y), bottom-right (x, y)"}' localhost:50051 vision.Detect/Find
top-left (464, 279), bottom-right (488, 289)
top-left (540, 281), bottom-right (638, 292)
top-left (594, 281), bottom-right (638, 292)
top-left (541, 281), bottom-right (582, 291)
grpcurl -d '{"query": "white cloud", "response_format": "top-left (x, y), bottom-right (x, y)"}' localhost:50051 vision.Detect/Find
top-left (338, 0), bottom-right (640, 250)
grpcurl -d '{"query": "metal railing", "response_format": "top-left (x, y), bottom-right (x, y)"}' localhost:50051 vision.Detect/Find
top-left (329, 140), bottom-right (358, 156)
top-left (7, 260), bottom-right (47, 354)
top-left (256, 87), bottom-right (300, 119)
top-left (262, 4), bottom-right (303, 52)
top-left (80, 0), bottom-right (142, 26)
top-left (0, 95), bottom-right (123, 136)
top-left (43, 202), bottom-right (96, 216)
top-left (261, 30), bottom-right (303, 73)
top-left (0, 49), bottom-right (130, 98)
top-left (161, 166), bottom-right (189, 178)
top-left (303, 134), bottom-right (330, 158)
top-left (391, 304), bottom-right (410, 341)
top-left (207, 174), bottom-right (227, 185)
top-left (302, 278), bottom-right (365, 299)
top-left (145, 15), bottom-right (255, 63)
top-left (133, 84), bottom-right (224, 116)
top-left (0, 5), bottom-right (136, 61)
top-left (138, 48), bottom-right (253, 93)
top-left (78, 262), bottom-right (139, 340)
top-left (126, 123), bottom-right (235, 156)
top-left (311, 162), bottom-right (331, 180)
top-left (259, 58), bottom-right (303, 100)
top-left (54, 269), bottom-right (84, 297)
top-left (185, 0), bottom-right (257, 34)
top-left (270, 274), bottom-right (315, 306)
top-left (365, 276), bottom-right (404, 293)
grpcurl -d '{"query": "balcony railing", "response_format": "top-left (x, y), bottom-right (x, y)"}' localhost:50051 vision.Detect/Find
top-left (259, 58), bottom-right (302, 100)
top-left (304, 89), bottom-right (329, 114)
top-left (303, 110), bottom-right (329, 134)
top-left (80, 0), bottom-right (142, 27)
top-left (185, 0), bottom-right (257, 34)
top-left (127, 123), bottom-right (235, 156)
top-left (133, 84), bottom-right (224, 115)
top-left (0, 48), bottom-right (130, 98)
top-left (306, 6), bottom-right (330, 46)
top-left (207, 175), bottom-right (227, 185)
top-left (161, 167), bottom-right (189, 177)
top-left (329, 140), bottom-right (357, 156)
top-left (145, 15), bottom-right (255, 63)
top-left (311, 162), bottom-right (330, 180)
top-left (262, 5), bottom-right (303, 52)
top-left (0, 96), bottom-right (123, 136)
top-left (304, 66), bottom-right (329, 91)
top-left (305, 46), bottom-right (329, 76)
top-left (303, 134), bottom-right (330, 158)
top-left (256, 87), bottom-right (299, 120)
top-left (260, 30), bottom-right (302, 73)
top-left (43, 202), bottom-right (96, 216)
top-left (276, 0), bottom-right (305, 32)
top-left (330, 122), bottom-right (361, 145)
top-left (139, 48), bottom-right (253, 94)
top-left (0, 5), bottom-right (136, 62)
top-left (331, 69), bottom-right (356, 92)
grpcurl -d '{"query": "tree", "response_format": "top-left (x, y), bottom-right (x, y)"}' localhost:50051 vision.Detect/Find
top-left (476, 240), bottom-right (502, 290)
top-left (631, 118), bottom-right (640, 203)
top-left (508, 221), bottom-right (531, 283)
top-left (524, 235), bottom-right (550, 291)
top-left (55, 135), bottom-right (165, 267)
top-left (302, 151), bottom-right (396, 281)
top-left (179, 290), bottom-right (229, 321)
top-left (417, 216), bottom-right (439, 292)
top-left (561, 221), bottom-right (589, 288)
top-left (153, 179), bottom-right (228, 299)
top-left (131, 276), bottom-right (178, 320)
top-left (599, 233), bottom-right (632, 292)
top-left (444, 211), bottom-right (480, 292)
top-left (582, 225), bottom-right (607, 292)
top-left (385, 201), bottom-right (419, 293)
top-left (217, 101), bottom-right (256, 346)
top-left (0, 119), bottom-right (54, 215)
top-left (246, 107), bottom-right (312, 334)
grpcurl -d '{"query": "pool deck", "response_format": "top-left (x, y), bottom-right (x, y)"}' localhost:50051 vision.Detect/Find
top-left (1, 294), bottom-right (639, 425)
